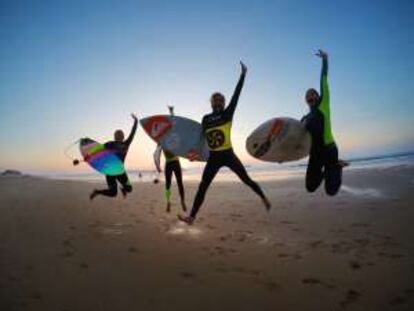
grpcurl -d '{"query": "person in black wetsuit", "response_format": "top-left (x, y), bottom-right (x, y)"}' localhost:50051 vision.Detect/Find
top-left (154, 106), bottom-right (187, 213)
top-left (302, 50), bottom-right (348, 196)
top-left (178, 62), bottom-right (271, 225)
top-left (90, 113), bottom-right (138, 200)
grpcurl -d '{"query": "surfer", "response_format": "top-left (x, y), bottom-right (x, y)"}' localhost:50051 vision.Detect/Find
top-left (302, 50), bottom-right (348, 196)
top-left (154, 106), bottom-right (187, 213)
top-left (90, 113), bottom-right (138, 200)
top-left (178, 62), bottom-right (271, 225)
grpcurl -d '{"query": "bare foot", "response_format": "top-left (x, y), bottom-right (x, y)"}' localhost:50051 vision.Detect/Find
top-left (262, 197), bottom-right (271, 211)
top-left (121, 188), bottom-right (128, 198)
top-left (89, 190), bottom-right (98, 201)
top-left (177, 214), bottom-right (194, 225)
top-left (181, 200), bottom-right (187, 212)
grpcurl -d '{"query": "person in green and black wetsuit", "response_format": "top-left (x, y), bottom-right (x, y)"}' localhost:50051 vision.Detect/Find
top-left (90, 113), bottom-right (138, 200)
top-left (178, 62), bottom-right (271, 225)
top-left (302, 50), bottom-right (348, 196)
top-left (154, 106), bottom-right (187, 213)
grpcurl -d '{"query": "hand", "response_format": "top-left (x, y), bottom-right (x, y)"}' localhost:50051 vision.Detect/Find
top-left (131, 113), bottom-right (138, 121)
top-left (315, 49), bottom-right (328, 59)
top-left (240, 61), bottom-right (247, 75)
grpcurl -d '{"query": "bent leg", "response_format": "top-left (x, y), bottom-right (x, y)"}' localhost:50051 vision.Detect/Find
top-left (93, 175), bottom-right (118, 198)
top-left (190, 160), bottom-right (221, 218)
top-left (226, 154), bottom-right (266, 200)
top-left (118, 173), bottom-right (133, 193)
top-left (324, 145), bottom-right (342, 196)
top-left (164, 163), bottom-right (173, 202)
top-left (306, 155), bottom-right (324, 192)
top-left (173, 162), bottom-right (185, 202)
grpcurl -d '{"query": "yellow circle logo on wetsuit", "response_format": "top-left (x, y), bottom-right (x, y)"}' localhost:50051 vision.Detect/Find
top-left (205, 122), bottom-right (232, 151)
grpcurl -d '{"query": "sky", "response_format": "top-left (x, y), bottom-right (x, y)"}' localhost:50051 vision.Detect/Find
top-left (0, 0), bottom-right (413, 173)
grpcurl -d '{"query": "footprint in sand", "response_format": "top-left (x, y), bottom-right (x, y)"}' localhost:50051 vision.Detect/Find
top-left (180, 271), bottom-right (196, 279)
top-left (278, 253), bottom-right (302, 260)
top-left (302, 278), bottom-right (321, 285)
top-left (257, 279), bottom-right (281, 292)
top-left (128, 247), bottom-right (138, 253)
top-left (339, 289), bottom-right (361, 309)
top-left (61, 250), bottom-right (74, 258)
top-left (215, 266), bottom-right (229, 273)
top-left (308, 240), bottom-right (324, 248)
top-left (351, 223), bottom-right (370, 228)
top-left (389, 296), bottom-right (408, 306)
top-left (29, 290), bottom-right (43, 301)
top-left (349, 260), bottom-right (362, 270)
top-left (302, 278), bottom-right (335, 289)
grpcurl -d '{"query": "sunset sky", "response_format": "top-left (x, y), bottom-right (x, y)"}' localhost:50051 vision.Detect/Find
top-left (0, 0), bottom-right (413, 174)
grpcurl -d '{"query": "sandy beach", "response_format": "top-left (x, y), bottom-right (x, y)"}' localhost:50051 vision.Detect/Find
top-left (1, 165), bottom-right (413, 311)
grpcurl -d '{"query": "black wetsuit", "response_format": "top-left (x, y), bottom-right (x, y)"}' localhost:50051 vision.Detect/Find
top-left (164, 150), bottom-right (185, 202)
top-left (302, 58), bottom-right (342, 196)
top-left (95, 119), bottom-right (138, 197)
top-left (189, 73), bottom-right (266, 218)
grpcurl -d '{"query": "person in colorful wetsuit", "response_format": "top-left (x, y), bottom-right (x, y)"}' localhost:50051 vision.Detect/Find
top-left (302, 50), bottom-right (348, 196)
top-left (90, 113), bottom-right (138, 200)
top-left (178, 62), bottom-right (271, 225)
top-left (154, 106), bottom-right (187, 213)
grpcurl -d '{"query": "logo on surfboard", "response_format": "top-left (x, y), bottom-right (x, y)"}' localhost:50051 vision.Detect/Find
top-left (142, 116), bottom-right (173, 141)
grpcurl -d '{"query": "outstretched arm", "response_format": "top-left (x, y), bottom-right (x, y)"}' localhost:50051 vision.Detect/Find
top-left (125, 113), bottom-right (138, 146)
top-left (224, 61), bottom-right (247, 119)
top-left (153, 144), bottom-right (162, 173)
top-left (316, 50), bottom-right (330, 112)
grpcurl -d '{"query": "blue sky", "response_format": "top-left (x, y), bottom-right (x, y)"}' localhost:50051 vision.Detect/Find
top-left (0, 0), bottom-right (413, 172)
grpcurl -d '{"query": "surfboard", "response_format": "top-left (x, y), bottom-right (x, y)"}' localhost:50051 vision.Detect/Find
top-left (79, 138), bottom-right (126, 176)
top-left (140, 115), bottom-right (209, 161)
top-left (246, 117), bottom-right (311, 163)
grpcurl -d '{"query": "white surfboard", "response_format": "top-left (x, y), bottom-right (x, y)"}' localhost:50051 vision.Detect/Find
top-left (246, 117), bottom-right (311, 163)
top-left (140, 115), bottom-right (209, 161)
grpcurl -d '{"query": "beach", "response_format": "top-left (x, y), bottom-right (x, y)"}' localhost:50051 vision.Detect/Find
top-left (1, 165), bottom-right (413, 311)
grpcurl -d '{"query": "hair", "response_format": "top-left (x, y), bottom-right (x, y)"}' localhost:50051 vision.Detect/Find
top-left (114, 130), bottom-right (124, 141)
top-left (306, 88), bottom-right (319, 98)
top-left (210, 92), bottom-right (225, 103)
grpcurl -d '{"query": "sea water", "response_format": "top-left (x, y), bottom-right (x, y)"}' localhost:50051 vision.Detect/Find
top-left (43, 151), bottom-right (414, 183)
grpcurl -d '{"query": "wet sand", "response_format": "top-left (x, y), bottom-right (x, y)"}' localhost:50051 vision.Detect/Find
top-left (1, 166), bottom-right (413, 311)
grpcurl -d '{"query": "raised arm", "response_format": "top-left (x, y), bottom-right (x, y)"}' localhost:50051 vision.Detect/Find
top-left (153, 144), bottom-right (162, 173)
top-left (125, 113), bottom-right (138, 146)
top-left (316, 50), bottom-right (330, 113)
top-left (168, 105), bottom-right (175, 116)
top-left (224, 61), bottom-right (247, 119)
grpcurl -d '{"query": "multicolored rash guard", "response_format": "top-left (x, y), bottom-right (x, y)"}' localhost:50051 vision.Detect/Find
top-left (202, 73), bottom-right (245, 152)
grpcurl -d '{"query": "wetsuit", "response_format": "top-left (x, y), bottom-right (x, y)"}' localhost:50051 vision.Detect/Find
top-left (154, 146), bottom-right (185, 202)
top-left (95, 119), bottom-right (138, 197)
top-left (189, 72), bottom-right (266, 218)
top-left (302, 58), bottom-right (342, 196)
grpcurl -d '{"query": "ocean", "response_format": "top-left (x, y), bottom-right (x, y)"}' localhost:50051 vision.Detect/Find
top-left (43, 151), bottom-right (414, 183)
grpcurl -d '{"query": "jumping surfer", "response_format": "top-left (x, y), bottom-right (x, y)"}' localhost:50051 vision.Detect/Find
top-left (154, 106), bottom-right (187, 213)
top-left (301, 50), bottom-right (348, 196)
top-left (178, 61), bottom-right (271, 225)
top-left (90, 113), bottom-right (138, 200)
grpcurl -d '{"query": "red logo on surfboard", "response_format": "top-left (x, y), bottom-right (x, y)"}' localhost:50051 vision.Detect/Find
top-left (142, 116), bottom-right (173, 141)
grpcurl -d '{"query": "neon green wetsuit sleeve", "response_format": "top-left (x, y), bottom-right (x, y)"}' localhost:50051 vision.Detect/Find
top-left (318, 58), bottom-right (335, 145)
